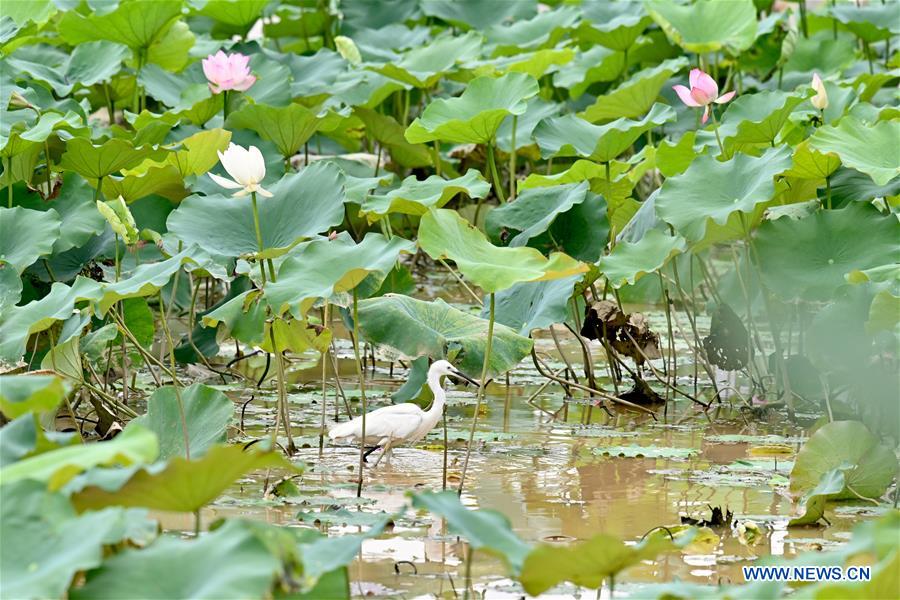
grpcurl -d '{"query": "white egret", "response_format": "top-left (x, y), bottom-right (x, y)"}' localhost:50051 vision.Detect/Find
top-left (328, 360), bottom-right (477, 466)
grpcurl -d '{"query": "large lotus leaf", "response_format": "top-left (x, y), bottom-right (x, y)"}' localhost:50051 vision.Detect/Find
top-left (7, 41), bottom-right (131, 96)
top-left (419, 209), bottom-right (587, 293)
top-left (0, 207), bottom-right (61, 274)
top-left (370, 31), bottom-right (482, 88)
top-left (487, 6), bottom-right (579, 52)
top-left (655, 145), bottom-right (792, 243)
top-left (167, 162), bottom-right (346, 260)
top-left (599, 230), bottom-right (687, 289)
top-left (361, 169), bottom-right (490, 221)
top-left (520, 530), bottom-right (682, 595)
top-left (580, 57), bottom-right (688, 122)
top-left (786, 140), bottom-right (842, 180)
top-left (357, 294), bottom-right (532, 378)
top-left (196, 0), bottom-right (269, 28)
top-left (411, 490), bottom-right (532, 574)
top-left (718, 90), bottom-right (807, 150)
top-left (477, 47), bottom-right (575, 79)
top-left (485, 182), bottom-right (589, 247)
top-left (0, 277), bottom-right (102, 363)
top-left (2, 1), bottom-right (56, 26)
top-left (70, 444), bottom-right (296, 513)
top-left (553, 46), bottom-right (625, 99)
top-left (16, 176), bottom-right (104, 254)
top-left (59, 138), bottom-right (158, 180)
top-left (201, 290), bottom-right (267, 347)
top-left (130, 384), bottom-right (233, 461)
top-left (808, 117), bottom-right (900, 187)
top-left (266, 232), bottom-right (415, 317)
top-left (1, 480), bottom-right (156, 600)
top-left (96, 248), bottom-right (195, 314)
top-left (0, 263), bottom-right (22, 314)
top-left (830, 2), bottom-right (900, 43)
top-left (227, 103), bottom-right (322, 159)
top-left (103, 163), bottom-right (186, 203)
top-left (405, 73), bottom-right (539, 144)
top-left (58, 0), bottom-right (182, 49)
top-left (296, 518), bottom-right (390, 591)
top-left (578, 1), bottom-right (651, 51)
top-left (495, 98), bottom-right (559, 153)
top-left (754, 203), bottom-right (900, 301)
top-left (0, 425), bottom-right (158, 490)
top-left (0, 374), bottom-right (67, 420)
top-left (71, 519), bottom-right (280, 600)
top-left (490, 275), bottom-right (580, 336)
top-left (354, 107), bottom-right (432, 168)
top-left (790, 421), bottom-right (898, 503)
top-left (421, 0), bottom-right (537, 30)
top-left (646, 0), bottom-right (757, 54)
top-left (535, 103), bottom-right (675, 163)
top-left (162, 128), bottom-right (232, 178)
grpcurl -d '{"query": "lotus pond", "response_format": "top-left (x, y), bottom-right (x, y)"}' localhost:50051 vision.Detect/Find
top-left (1, 0), bottom-right (898, 599)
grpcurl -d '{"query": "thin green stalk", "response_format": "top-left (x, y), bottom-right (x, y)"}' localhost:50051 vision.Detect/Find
top-left (43, 141), bottom-right (52, 195)
top-left (94, 176), bottom-right (103, 202)
top-left (351, 289), bottom-right (368, 497)
top-left (825, 175), bottom-right (832, 210)
top-left (508, 115), bottom-right (517, 200)
top-left (709, 108), bottom-right (725, 157)
top-left (5, 157), bottom-right (11, 208)
top-left (157, 291), bottom-right (191, 460)
top-left (250, 191), bottom-right (267, 286)
top-left (114, 234), bottom-right (121, 281)
top-left (458, 292), bottom-right (494, 496)
top-left (222, 89), bottom-right (229, 121)
top-left (463, 546), bottom-right (474, 600)
top-left (269, 323), bottom-right (295, 454)
top-left (319, 304), bottom-right (330, 457)
top-left (433, 140), bottom-right (441, 177)
top-left (486, 143), bottom-right (506, 203)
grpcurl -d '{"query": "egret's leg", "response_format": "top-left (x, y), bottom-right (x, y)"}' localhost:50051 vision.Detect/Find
top-left (362, 446), bottom-right (380, 463)
top-left (373, 439), bottom-right (393, 467)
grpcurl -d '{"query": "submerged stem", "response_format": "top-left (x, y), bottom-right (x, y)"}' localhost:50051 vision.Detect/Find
top-left (351, 288), bottom-right (368, 497)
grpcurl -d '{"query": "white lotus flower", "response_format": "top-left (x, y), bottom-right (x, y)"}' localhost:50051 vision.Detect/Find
top-left (208, 143), bottom-right (272, 197)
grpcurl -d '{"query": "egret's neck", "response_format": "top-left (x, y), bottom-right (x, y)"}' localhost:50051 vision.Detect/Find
top-left (426, 370), bottom-right (446, 415)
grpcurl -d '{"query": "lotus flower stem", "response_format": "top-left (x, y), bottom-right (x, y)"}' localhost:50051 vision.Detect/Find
top-left (709, 107), bottom-right (725, 157)
top-left (250, 192), bottom-right (267, 286)
top-left (825, 176), bottom-right (832, 210)
top-left (157, 291), bottom-right (191, 460)
top-left (509, 115), bottom-right (517, 200)
top-left (5, 157), bottom-right (11, 208)
top-left (351, 288), bottom-right (369, 497)
top-left (458, 292), bottom-right (495, 497)
top-left (319, 303), bottom-right (330, 457)
top-left (269, 324), bottom-right (295, 454)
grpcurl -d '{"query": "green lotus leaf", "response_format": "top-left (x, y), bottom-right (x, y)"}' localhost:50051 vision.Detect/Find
top-left (808, 116), bottom-right (900, 186)
top-left (718, 90), bottom-right (807, 150)
top-left (195, 0), bottom-right (269, 28)
top-left (130, 384), bottom-right (233, 461)
top-left (754, 203), bottom-right (900, 301)
top-left (266, 232), bottom-right (415, 318)
top-left (70, 444), bottom-right (296, 513)
top-left (0, 374), bottom-right (68, 419)
top-left (0, 207), bottom-right (61, 274)
top-left (97, 248), bottom-right (195, 314)
top-left (0, 262), bottom-right (22, 313)
top-left (580, 57), bottom-right (689, 122)
top-left (405, 73), bottom-right (540, 144)
top-left (15, 176), bottom-right (103, 254)
top-left (259, 317), bottom-right (332, 355)
top-left (656, 131), bottom-right (701, 177)
top-left (553, 46), bottom-right (625, 98)
top-left (655, 146), bottom-right (792, 243)
top-left (783, 34), bottom-right (856, 76)
top-left (102, 164), bottom-right (185, 203)
top-left (96, 196), bottom-right (138, 245)
top-left (7, 41), bottom-right (130, 96)
top-left (790, 421), bottom-right (898, 504)
top-left (491, 275), bottom-right (581, 336)
top-left (58, 0), bottom-right (183, 49)
top-left (354, 107), bottom-right (432, 168)
top-left (1, 109), bottom-right (85, 153)
top-left (421, 0), bottom-right (537, 30)
top-left (163, 128), bottom-right (232, 177)
top-left (167, 162), bottom-right (346, 260)
top-left (146, 18), bottom-right (193, 71)
top-left (486, 6), bottom-right (579, 52)
top-left (70, 519), bottom-right (281, 600)
top-left (360, 169), bottom-right (490, 221)
top-left (1, 480), bottom-right (156, 600)
top-left (201, 290), bottom-right (267, 347)
top-left (475, 47), bottom-right (575, 80)
top-left (227, 103), bottom-right (322, 160)
top-left (485, 182), bottom-right (590, 247)
top-left (646, 0), bottom-right (757, 54)
top-left (296, 518), bottom-right (390, 592)
top-left (577, 1), bottom-right (651, 51)
top-left (0, 278), bottom-right (102, 363)
top-left (59, 138), bottom-right (159, 181)
top-left (786, 140), bottom-right (842, 180)
top-left (535, 103), bottom-right (675, 162)
top-left (0, 424), bottom-right (158, 490)
top-left (495, 98), bottom-right (559, 153)
top-left (370, 31), bottom-right (482, 88)
top-left (520, 528), bottom-right (686, 595)
top-left (138, 63), bottom-right (212, 112)
top-left (411, 490), bottom-right (532, 573)
top-left (357, 294), bottom-right (533, 378)
top-left (830, 2), bottom-right (900, 43)
top-left (2, 0), bottom-right (56, 26)
top-left (418, 209), bottom-right (588, 293)
top-left (599, 229), bottom-right (687, 289)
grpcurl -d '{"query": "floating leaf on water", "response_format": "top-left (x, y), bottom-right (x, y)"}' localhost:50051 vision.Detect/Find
top-left (593, 445), bottom-right (697, 459)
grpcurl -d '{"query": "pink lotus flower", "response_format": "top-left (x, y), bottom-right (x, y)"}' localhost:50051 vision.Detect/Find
top-left (202, 51), bottom-right (256, 94)
top-left (673, 68), bottom-right (735, 124)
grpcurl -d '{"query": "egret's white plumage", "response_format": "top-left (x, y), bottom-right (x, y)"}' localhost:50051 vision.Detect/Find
top-left (328, 360), bottom-right (475, 464)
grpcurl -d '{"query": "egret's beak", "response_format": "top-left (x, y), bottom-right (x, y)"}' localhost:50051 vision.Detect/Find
top-left (449, 368), bottom-right (478, 387)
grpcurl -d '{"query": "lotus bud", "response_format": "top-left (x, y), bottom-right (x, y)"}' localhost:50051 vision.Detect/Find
top-left (810, 73), bottom-right (828, 110)
top-left (335, 36), bottom-right (362, 66)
